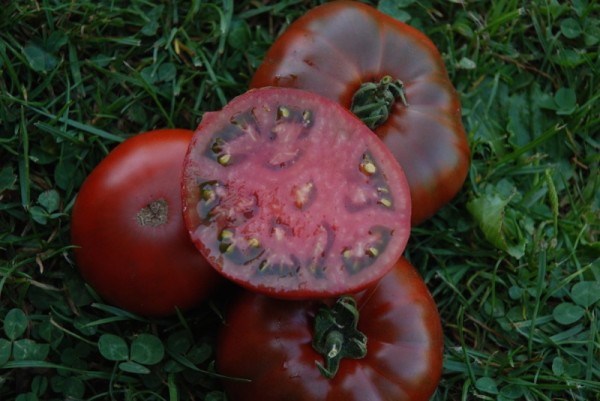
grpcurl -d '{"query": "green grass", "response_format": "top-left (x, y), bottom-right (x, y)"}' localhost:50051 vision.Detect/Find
top-left (1, 0), bottom-right (598, 400)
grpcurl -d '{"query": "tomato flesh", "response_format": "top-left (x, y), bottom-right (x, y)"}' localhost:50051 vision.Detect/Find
top-left (182, 88), bottom-right (411, 299)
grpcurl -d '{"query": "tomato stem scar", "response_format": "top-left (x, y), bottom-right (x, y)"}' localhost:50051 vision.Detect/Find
top-left (312, 296), bottom-right (367, 379)
top-left (350, 75), bottom-right (408, 129)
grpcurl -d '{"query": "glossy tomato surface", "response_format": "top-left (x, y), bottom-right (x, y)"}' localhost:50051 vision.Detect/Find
top-left (71, 129), bottom-right (221, 316)
top-left (182, 87), bottom-right (411, 299)
top-left (251, 1), bottom-right (470, 225)
top-left (217, 257), bottom-right (444, 401)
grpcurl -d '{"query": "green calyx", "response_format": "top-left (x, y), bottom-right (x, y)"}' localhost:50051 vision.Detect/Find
top-left (312, 296), bottom-right (367, 379)
top-left (350, 75), bottom-right (408, 129)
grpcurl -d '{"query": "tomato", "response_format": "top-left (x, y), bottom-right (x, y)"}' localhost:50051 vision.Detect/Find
top-left (70, 129), bottom-right (222, 317)
top-left (217, 257), bottom-right (444, 401)
top-left (251, 1), bottom-right (470, 225)
top-left (182, 87), bottom-right (411, 299)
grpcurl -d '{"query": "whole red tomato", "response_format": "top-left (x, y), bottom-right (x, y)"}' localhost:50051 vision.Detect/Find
top-left (251, 1), bottom-right (470, 225)
top-left (217, 257), bottom-right (443, 401)
top-left (71, 129), bottom-right (221, 316)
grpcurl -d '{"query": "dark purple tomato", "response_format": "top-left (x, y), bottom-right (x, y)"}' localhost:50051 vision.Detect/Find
top-left (217, 257), bottom-right (444, 401)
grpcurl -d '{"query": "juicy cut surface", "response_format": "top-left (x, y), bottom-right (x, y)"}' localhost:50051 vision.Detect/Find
top-left (182, 88), bottom-right (411, 299)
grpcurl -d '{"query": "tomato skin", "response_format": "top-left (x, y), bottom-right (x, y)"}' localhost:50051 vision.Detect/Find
top-left (217, 257), bottom-right (443, 401)
top-left (70, 129), bottom-right (221, 317)
top-left (251, 1), bottom-right (470, 225)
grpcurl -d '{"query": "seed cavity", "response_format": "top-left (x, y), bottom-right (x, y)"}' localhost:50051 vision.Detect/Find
top-left (255, 255), bottom-right (301, 278)
top-left (230, 109), bottom-right (259, 135)
top-left (341, 226), bottom-right (392, 274)
top-left (217, 231), bottom-right (264, 266)
top-left (206, 110), bottom-right (260, 166)
top-left (198, 180), bottom-right (223, 222)
top-left (306, 222), bottom-right (335, 278)
top-left (258, 259), bottom-right (269, 272)
top-left (345, 151), bottom-right (396, 211)
top-left (218, 228), bottom-right (235, 254)
top-left (230, 114), bottom-right (248, 129)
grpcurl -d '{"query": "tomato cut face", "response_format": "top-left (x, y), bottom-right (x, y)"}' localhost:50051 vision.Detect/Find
top-left (182, 87), bottom-right (411, 299)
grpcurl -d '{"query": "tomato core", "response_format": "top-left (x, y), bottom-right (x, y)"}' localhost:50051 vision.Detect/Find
top-left (312, 296), bottom-right (367, 379)
top-left (350, 76), bottom-right (407, 130)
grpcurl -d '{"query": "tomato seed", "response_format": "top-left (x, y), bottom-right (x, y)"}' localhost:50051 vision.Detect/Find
top-left (219, 229), bottom-right (234, 240)
top-left (217, 153), bottom-right (232, 166)
top-left (366, 247), bottom-right (379, 257)
top-left (302, 110), bottom-right (312, 127)
top-left (359, 153), bottom-right (377, 175)
top-left (277, 106), bottom-right (291, 119)
top-left (378, 198), bottom-right (392, 208)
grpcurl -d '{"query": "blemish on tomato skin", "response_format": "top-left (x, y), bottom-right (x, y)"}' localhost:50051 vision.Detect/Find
top-left (136, 199), bottom-right (169, 227)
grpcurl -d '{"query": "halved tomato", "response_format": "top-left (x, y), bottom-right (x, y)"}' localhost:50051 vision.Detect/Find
top-left (182, 87), bottom-right (411, 299)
